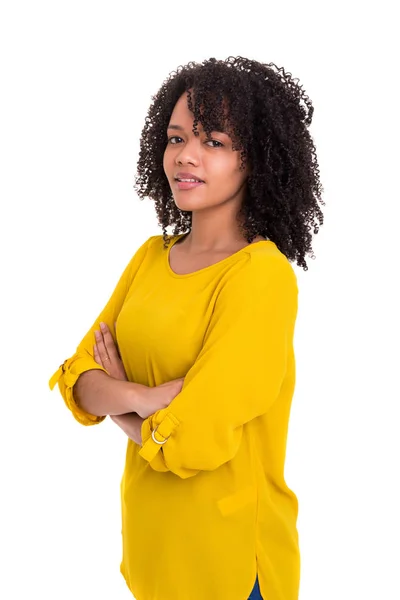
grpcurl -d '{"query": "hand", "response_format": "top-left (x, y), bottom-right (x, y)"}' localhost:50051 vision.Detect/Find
top-left (135, 378), bottom-right (185, 420)
top-left (93, 321), bottom-right (128, 381)
top-left (111, 412), bottom-right (144, 445)
top-left (93, 322), bottom-right (143, 441)
top-left (93, 321), bottom-right (184, 422)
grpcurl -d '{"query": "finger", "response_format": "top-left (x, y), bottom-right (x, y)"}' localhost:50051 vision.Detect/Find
top-left (114, 322), bottom-right (121, 358)
top-left (93, 343), bottom-right (103, 366)
top-left (99, 322), bottom-right (120, 361)
top-left (94, 328), bottom-right (110, 364)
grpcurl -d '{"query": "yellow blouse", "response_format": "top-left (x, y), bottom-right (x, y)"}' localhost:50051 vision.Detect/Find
top-left (49, 234), bottom-right (300, 600)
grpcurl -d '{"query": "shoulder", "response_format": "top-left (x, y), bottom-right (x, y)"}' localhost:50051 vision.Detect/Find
top-left (214, 248), bottom-right (298, 322)
top-left (123, 235), bottom-right (160, 272)
top-left (132, 234), bottom-right (161, 256)
top-left (226, 242), bottom-right (298, 296)
top-left (143, 234), bottom-right (171, 251)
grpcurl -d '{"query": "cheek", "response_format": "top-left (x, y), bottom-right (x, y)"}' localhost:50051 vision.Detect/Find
top-left (164, 145), bottom-right (177, 166)
top-left (209, 158), bottom-right (242, 183)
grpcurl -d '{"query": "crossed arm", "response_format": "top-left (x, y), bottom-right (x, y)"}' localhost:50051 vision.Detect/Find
top-left (84, 257), bottom-right (297, 479)
top-left (92, 321), bottom-right (144, 445)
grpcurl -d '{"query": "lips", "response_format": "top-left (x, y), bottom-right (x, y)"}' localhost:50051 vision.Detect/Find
top-left (176, 180), bottom-right (204, 190)
top-left (175, 172), bottom-right (205, 183)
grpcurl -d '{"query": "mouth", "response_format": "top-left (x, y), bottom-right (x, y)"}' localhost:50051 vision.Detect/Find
top-left (175, 179), bottom-right (205, 190)
top-left (174, 177), bottom-right (205, 183)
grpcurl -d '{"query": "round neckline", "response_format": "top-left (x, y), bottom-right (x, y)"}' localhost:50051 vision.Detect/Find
top-left (165, 233), bottom-right (274, 279)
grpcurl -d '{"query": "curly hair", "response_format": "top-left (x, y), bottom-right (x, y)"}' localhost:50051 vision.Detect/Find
top-left (133, 56), bottom-right (325, 271)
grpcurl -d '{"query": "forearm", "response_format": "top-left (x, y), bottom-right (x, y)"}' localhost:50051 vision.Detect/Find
top-left (110, 413), bottom-right (144, 445)
top-left (73, 370), bottom-right (144, 417)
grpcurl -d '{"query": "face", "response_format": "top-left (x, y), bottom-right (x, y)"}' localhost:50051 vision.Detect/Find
top-left (163, 91), bottom-right (249, 215)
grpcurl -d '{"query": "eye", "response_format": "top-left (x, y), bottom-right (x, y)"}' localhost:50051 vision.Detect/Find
top-left (167, 136), bottom-right (182, 144)
top-left (166, 136), bottom-right (224, 148)
top-left (205, 139), bottom-right (224, 148)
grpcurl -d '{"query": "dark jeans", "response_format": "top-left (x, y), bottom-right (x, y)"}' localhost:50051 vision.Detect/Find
top-left (248, 575), bottom-right (263, 599)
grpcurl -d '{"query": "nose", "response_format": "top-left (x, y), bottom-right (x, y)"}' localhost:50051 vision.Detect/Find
top-left (175, 137), bottom-right (200, 166)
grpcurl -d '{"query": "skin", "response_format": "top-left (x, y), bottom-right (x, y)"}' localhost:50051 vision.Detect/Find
top-left (94, 322), bottom-right (144, 445)
top-left (93, 322), bottom-right (184, 444)
top-left (163, 90), bottom-right (265, 254)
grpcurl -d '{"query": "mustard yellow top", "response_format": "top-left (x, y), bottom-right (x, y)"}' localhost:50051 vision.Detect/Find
top-left (49, 234), bottom-right (300, 600)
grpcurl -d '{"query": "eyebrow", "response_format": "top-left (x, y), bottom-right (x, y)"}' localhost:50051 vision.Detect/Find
top-left (167, 123), bottom-right (228, 135)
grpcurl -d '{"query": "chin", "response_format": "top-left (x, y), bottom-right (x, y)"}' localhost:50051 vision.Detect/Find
top-left (174, 201), bottom-right (207, 213)
top-left (173, 195), bottom-right (201, 207)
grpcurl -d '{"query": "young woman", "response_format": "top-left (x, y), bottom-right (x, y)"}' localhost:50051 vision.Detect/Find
top-left (49, 56), bottom-right (325, 600)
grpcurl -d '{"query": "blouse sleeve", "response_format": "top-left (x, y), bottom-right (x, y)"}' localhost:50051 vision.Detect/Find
top-left (138, 254), bottom-right (298, 478)
top-left (48, 236), bottom-right (153, 426)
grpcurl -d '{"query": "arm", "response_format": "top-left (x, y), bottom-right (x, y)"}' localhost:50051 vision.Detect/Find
top-left (73, 370), bottom-right (146, 417)
top-left (48, 236), bottom-right (153, 426)
top-left (89, 323), bottom-right (180, 444)
top-left (110, 413), bottom-right (143, 445)
top-left (138, 255), bottom-right (298, 478)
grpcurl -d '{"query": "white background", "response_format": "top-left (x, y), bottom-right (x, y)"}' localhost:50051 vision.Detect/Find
top-left (1, 1), bottom-right (399, 599)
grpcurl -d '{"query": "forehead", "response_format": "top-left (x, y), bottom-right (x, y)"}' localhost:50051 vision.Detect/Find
top-left (168, 91), bottom-right (232, 134)
top-left (169, 93), bottom-right (193, 121)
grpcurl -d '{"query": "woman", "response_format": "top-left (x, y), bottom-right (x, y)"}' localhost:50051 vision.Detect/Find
top-left (49, 56), bottom-right (325, 600)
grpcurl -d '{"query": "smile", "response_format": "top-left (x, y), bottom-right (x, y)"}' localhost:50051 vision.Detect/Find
top-left (175, 180), bottom-right (205, 190)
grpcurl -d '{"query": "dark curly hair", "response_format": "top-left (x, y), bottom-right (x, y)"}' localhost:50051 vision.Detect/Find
top-left (133, 56), bottom-right (325, 271)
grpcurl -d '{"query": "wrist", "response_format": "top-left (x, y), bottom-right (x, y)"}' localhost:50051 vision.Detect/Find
top-left (125, 382), bottom-right (146, 416)
top-left (111, 412), bottom-right (144, 446)
top-left (133, 414), bottom-right (144, 446)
